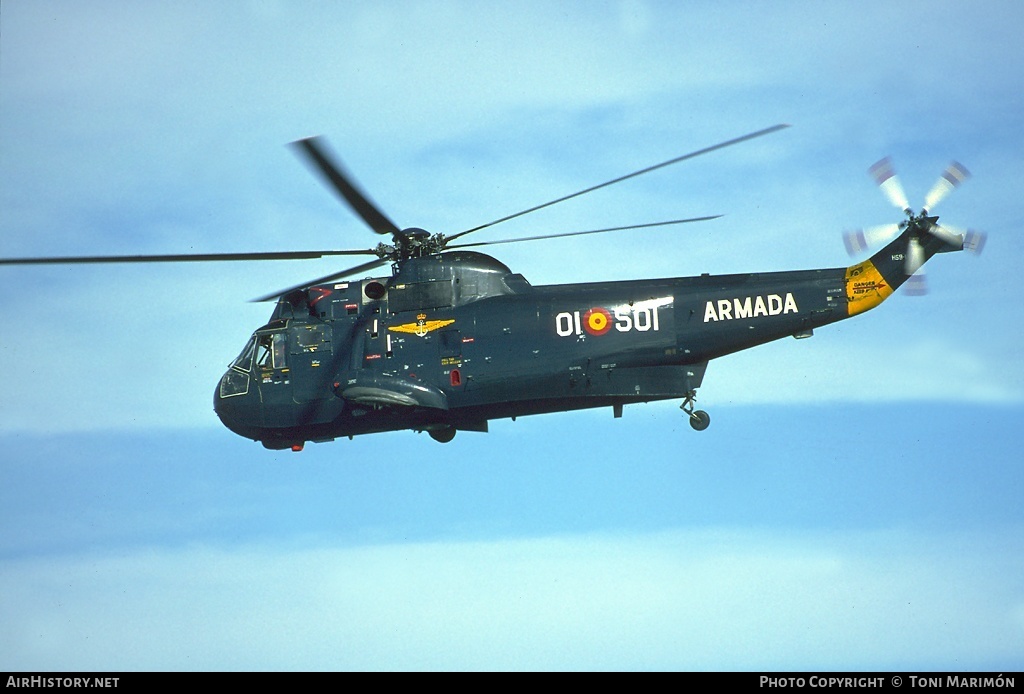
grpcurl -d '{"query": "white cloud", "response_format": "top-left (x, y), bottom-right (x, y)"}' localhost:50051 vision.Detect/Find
top-left (2, 527), bottom-right (1022, 670)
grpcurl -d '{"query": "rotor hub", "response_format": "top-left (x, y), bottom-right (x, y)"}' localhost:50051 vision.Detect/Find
top-left (903, 210), bottom-right (939, 236)
top-left (387, 227), bottom-right (447, 260)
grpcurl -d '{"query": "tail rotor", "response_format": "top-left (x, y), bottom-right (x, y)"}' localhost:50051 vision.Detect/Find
top-left (843, 157), bottom-right (985, 296)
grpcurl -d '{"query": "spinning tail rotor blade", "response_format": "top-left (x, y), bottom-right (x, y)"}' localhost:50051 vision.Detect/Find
top-left (963, 229), bottom-right (987, 254)
top-left (932, 223), bottom-right (987, 255)
top-left (903, 273), bottom-right (929, 296)
top-left (869, 157), bottom-right (910, 211)
top-left (843, 223), bottom-right (900, 256)
top-left (925, 222), bottom-right (966, 248)
top-left (905, 235), bottom-right (926, 275)
top-left (924, 161), bottom-right (970, 211)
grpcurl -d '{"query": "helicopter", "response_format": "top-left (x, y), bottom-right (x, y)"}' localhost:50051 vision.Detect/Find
top-left (0, 125), bottom-right (984, 449)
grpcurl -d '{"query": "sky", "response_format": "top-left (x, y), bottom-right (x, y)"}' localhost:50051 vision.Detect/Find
top-left (1, 0), bottom-right (1022, 672)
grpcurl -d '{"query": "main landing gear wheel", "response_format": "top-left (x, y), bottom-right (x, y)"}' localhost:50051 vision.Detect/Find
top-left (428, 427), bottom-right (456, 443)
top-left (680, 390), bottom-right (711, 431)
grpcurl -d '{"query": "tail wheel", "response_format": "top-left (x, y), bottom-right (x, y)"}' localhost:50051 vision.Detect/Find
top-left (689, 410), bottom-right (711, 431)
top-left (680, 391), bottom-right (710, 431)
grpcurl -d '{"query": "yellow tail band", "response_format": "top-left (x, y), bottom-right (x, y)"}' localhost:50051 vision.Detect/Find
top-left (845, 259), bottom-right (894, 316)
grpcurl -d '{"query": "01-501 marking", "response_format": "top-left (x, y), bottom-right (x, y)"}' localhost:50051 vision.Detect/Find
top-left (555, 306), bottom-right (660, 338)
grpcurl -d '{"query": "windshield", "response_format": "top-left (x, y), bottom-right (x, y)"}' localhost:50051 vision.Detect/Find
top-left (231, 336), bottom-right (257, 372)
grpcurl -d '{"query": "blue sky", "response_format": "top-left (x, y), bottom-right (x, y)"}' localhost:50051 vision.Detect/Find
top-left (1, 0), bottom-right (1022, 671)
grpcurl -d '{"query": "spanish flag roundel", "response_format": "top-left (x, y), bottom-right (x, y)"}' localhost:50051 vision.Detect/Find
top-left (582, 307), bottom-right (612, 336)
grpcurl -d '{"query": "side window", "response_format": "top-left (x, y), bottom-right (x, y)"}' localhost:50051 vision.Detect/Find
top-left (273, 333), bottom-right (287, 368)
top-left (256, 332), bottom-right (287, 369)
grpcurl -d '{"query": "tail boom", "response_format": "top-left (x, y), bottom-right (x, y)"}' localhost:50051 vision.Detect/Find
top-left (845, 223), bottom-right (964, 316)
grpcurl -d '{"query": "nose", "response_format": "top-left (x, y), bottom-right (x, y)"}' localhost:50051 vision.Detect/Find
top-left (214, 372), bottom-right (262, 440)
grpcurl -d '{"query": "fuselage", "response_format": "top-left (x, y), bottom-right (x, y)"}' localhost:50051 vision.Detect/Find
top-left (214, 227), bottom-right (946, 449)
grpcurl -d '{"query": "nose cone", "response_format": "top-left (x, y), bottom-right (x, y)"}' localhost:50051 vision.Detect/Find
top-left (214, 371), bottom-right (262, 440)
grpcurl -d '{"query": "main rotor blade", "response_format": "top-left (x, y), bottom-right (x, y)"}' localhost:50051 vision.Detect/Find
top-left (448, 216), bottom-right (721, 249)
top-left (924, 161), bottom-right (970, 212)
top-left (251, 257), bottom-right (388, 302)
top-left (448, 124), bottom-right (789, 243)
top-left (869, 157), bottom-right (910, 211)
top-left (291, 137), bottom-right (401, 237)
top-left (0, 249), bottom-right (379, 266)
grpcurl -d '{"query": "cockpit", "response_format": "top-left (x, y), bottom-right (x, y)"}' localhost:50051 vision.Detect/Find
top-left (214, 250), bottom-right (534, 447)
top-left (218, 326), bottom-right (289, 397)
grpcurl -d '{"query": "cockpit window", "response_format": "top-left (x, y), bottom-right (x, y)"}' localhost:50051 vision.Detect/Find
top-left (231, 337), bottom-right (257, 372)
top-left (256, 332), bottom-right (287, 370)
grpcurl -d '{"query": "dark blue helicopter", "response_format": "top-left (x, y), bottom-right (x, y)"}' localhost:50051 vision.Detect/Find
top-left (1, 126), bottom-right (983, 449)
